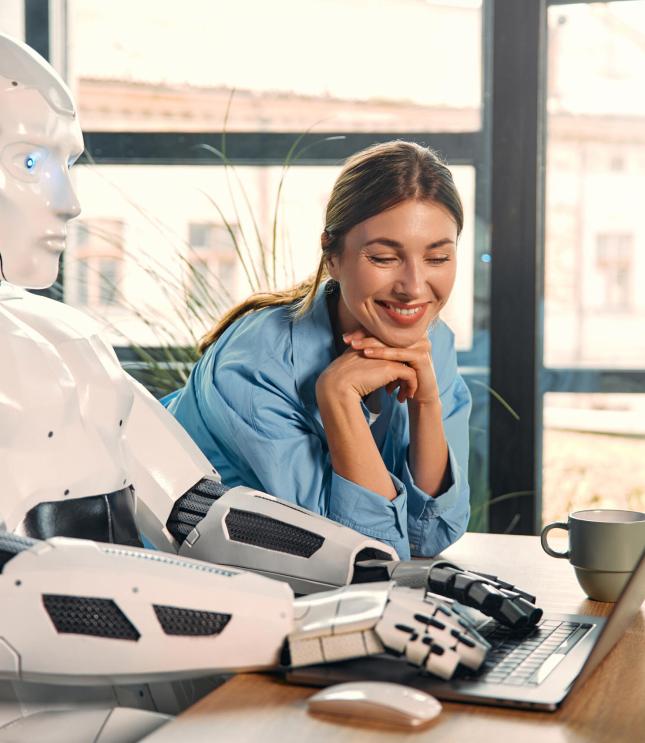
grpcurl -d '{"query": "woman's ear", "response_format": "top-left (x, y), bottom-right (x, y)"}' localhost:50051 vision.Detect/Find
top-left (326, 252), bottom-right (341, 281)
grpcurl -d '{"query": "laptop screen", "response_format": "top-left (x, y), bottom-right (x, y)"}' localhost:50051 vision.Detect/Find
top-left (568, 547), bottom-right (645, 691)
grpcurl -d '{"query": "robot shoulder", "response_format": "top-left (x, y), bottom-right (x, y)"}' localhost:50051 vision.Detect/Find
top-left (6, 291), bottom-right (103, 345)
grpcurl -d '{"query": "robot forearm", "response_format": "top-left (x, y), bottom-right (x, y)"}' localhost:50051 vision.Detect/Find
top-left (125, 376), bottom-right (399, 591)
top-left (0, 532), bottom-right (292, 686)
top-left (173, 483), bottom-right (398, 594)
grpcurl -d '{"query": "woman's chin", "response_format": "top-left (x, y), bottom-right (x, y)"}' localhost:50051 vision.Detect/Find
top-left (372, 326), bottom-right (430, 349)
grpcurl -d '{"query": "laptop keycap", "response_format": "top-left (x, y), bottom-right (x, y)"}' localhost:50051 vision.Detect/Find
top-left (475, 620), bottom-right (588, 686)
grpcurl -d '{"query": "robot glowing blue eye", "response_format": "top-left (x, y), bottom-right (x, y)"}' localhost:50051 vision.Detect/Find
top-left (24, 155), bottom-right (37, 170)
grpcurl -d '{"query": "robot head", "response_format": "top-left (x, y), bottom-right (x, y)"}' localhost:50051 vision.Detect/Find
top-left (0, 33), bottom-right (84, 289)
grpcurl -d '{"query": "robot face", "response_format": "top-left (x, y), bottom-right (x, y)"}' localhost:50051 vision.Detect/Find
top-left (0, 82), bottom-right (84, 289)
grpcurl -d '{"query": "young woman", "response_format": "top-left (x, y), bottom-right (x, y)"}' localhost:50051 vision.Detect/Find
top-left (166, 141), bottom-right (471, 559)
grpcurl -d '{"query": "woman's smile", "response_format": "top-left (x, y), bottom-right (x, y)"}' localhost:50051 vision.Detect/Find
top-left (375, 299), bottom-right (430, 326)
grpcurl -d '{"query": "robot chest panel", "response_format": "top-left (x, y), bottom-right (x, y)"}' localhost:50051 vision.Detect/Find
top-left (1, 305), bottom-right (133, 449)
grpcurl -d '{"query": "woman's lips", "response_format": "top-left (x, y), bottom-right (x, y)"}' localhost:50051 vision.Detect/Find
top-left (376, 300), bottom-right (429, 326)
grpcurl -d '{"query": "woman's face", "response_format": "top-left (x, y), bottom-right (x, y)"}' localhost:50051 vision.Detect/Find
top-left (327, 198), bottom-right (458, 348)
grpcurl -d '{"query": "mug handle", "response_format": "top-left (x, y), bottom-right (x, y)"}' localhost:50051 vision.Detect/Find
top-left (540, 522), bottom-right (570, 559)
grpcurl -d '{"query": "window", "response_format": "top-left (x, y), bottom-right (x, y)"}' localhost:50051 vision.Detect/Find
top-left (542, 1), bottom-right (645, 526)
top-left (69, 219), bottom-right (125, 309)
top-left (187, 222), bottom-right (239, 306)
top-left (0, 1), bottom-right (24, 39)
top-left (595, 233), bottom-right (634, 311)
top-left (69, 0), bottom-right (483, 134)
top-left (38, 0), bottom-right (497, 531)
top-left (543, 392), bottom-right (645, 525)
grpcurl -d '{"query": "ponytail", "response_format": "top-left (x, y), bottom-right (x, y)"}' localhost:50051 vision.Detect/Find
top-left (198, 257), bottom-right (329, 353)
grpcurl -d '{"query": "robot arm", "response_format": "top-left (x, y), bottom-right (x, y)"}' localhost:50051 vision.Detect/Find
top-left (124, 375), bottom-right (399, 591)
top-left (122, 377), bottom-right (539, 632)
top-left (0, 531), bottom-right (292, 685)
top-left (173, 484), bottom-right (398, 594)
top-left (122, 376), bottom-right (220, 552)
top-left (0, 531), bottom-right (487, 687)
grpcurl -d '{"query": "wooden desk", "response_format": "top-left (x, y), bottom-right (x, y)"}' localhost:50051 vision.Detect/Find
top-left (144, 534), bottom-right (645, 742)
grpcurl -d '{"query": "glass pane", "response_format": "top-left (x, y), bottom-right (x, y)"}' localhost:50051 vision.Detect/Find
top-left (66, 162), bottom-right (476, 352)
top-left (543, 392), bottom-right (645, 525)
top-left (68, 0), bottom-right (482, 133)
top-left (0, 1), bottom-right (24, 40)
top-left (98, 259), bottom-right (119, 305)
top-left (544, 1), bottom-right (645, 368)
top-left (76, 259), bottom-right (89, 306)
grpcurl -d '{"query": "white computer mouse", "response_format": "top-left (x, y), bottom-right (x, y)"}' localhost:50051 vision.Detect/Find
top-left (307, 681), bottom-right (442, 727)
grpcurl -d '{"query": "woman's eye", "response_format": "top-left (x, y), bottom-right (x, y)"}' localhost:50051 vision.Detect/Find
top-left (368, 255), bottom-right (397, 265)
top-left (427, 256), bottom-right (450, 265)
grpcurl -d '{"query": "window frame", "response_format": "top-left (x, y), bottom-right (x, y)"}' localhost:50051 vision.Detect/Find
top-left (24, 0), bottom-right (644, 535)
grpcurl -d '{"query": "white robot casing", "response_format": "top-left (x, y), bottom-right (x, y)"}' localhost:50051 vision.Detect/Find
top-left (178, 485), bottom-right (398, 593)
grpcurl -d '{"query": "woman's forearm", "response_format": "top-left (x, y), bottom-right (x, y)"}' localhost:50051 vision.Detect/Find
top-left (316, 385), bottom-right (397, 500)
top-left (407, 399), bottom-right (450, 497)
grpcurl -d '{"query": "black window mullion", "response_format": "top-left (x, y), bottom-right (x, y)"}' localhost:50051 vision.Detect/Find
top-left (81, 131), bottom-right (482, 167)
top-left (542, 369), bottom-right (645, 395)
top-left (24, 0), bottom-right (49, 60)
top-left (488, 0), bottom-right (547, 535)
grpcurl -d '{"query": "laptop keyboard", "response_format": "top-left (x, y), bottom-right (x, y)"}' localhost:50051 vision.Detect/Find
top-left (475, 619), bottom-right (591, 686)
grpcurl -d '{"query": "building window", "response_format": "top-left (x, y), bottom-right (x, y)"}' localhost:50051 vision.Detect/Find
top-left (73, 219), bottom-right (125, 308)
top-left (187, 222), bottom-right (238, 305)
top-left (595, 233), bottom-right (634, 311)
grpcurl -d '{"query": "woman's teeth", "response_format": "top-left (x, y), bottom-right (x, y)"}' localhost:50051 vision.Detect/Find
top-left (382, 303), bottom-right (422, 316)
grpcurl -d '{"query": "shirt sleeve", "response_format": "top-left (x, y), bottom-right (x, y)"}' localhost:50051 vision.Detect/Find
top-left (397, 324), bottom-right (472, 557)
top-left (196, 347), bottom-right (413, 559)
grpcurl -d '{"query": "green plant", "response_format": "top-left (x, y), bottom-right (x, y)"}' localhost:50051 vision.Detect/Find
top-left (72, 99), bottom-right (344, 396)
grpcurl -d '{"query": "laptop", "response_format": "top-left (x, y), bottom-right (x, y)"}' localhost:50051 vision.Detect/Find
top-left (286, 547), bottom-right (645, 711)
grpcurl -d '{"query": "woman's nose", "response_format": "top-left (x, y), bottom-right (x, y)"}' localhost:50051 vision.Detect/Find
top-left (393, 260), bottom-right (424, 298)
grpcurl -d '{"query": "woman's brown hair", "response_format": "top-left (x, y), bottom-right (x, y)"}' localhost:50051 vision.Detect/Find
top-left (199, 140), bottom-right (463, 353)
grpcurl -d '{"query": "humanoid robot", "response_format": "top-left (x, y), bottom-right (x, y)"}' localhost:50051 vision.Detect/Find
top-left (0, 33), bottom-right (541, 742)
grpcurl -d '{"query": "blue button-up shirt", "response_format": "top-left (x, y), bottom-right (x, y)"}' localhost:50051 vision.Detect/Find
top-left (165, 284), bottom-right (471, 559)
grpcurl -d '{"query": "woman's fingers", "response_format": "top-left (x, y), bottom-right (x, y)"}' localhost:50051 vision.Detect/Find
top-left (342, 329), bottom-right (369, 345)
top-left (388, 362), bottom-right (418, 400)
top-left (349, 336), bottom-right (386, 350)
top-left (362, 345), bottom-right (429, 368)
top-left (334, 333), bottom-right (433, 401)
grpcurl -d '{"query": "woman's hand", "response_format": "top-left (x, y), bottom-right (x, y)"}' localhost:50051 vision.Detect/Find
top-left (314, 327), bottom-right (448, 501)
top-left (342, 329), bottom-right (449, 498)
top-left (342, 329), bottom-right (441, 406)
top-left (315, 333), bottom-right (420, 404)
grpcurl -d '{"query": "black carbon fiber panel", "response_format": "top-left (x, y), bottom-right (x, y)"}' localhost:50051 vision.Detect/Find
top-left (167, 478), bottom-right (229, 543)
top-left (42, 595), bottom-right (140, 640)
top-left (153, 604), bottom-right (231, 636)
top-left (225, 508), bottom-right (324, 557)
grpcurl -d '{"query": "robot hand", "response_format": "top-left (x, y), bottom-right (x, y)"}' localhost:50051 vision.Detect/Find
top-left (426, 561), bottom-right (543, 630)
top-left (286, 583), bottom-right (490, 680)
top-left (354, 558), bottom-right (543, 631)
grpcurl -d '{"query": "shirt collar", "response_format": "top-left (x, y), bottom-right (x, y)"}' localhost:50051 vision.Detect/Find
top-left (291, 281), bottom-right (337, 415)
